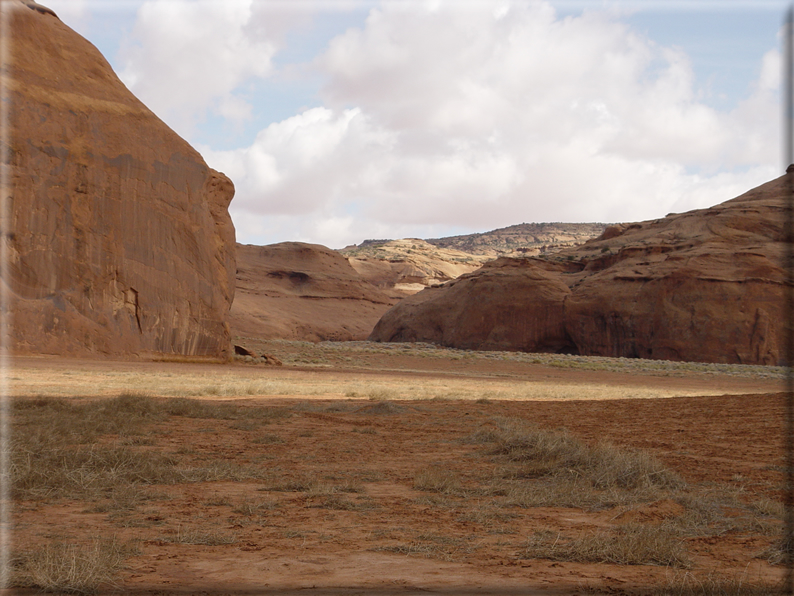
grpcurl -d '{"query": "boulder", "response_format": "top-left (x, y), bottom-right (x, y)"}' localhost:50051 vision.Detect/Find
top-left (5, 2), bottom-right (236, 358)
top-left (370, 173), bottom-right (789, 365)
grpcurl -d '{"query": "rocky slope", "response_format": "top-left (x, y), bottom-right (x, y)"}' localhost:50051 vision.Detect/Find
top-left (340, 224), bottom-right (605, 297)
top-left (6, 2), bottom-right (236, 358)
top-left (370, 173), bottom-right (789, 365)
top-left (229, 243), bottom-right (396, 343)
top-left (342, 239), bottom-right (490, 298)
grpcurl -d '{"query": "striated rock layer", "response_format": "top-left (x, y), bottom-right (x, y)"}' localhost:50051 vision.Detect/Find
top-left (5, 2), bottom-right (236, 357)
top-left (342, 239), bottom-right (490, 298)
top-left (230, 243), bottom-right (396, 342)
top-left (370, 173), bottom-right (790, 365)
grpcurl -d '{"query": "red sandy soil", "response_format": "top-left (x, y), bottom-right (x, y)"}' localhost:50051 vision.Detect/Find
top-left (7, 353), bottom-right (787, 595)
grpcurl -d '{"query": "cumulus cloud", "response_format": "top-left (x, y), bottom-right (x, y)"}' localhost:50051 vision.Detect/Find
top-left (117, 0), bottom-right (282, 137)
top-left (199, 0), bottom-right (779, 247)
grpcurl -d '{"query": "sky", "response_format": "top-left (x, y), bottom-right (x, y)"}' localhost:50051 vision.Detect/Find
top-left (43, 0), bottom-right (788, 249)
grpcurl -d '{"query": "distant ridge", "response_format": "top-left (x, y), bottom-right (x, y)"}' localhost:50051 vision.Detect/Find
top-left (338, 223), bottom-right (607, 299)
top-left (345, 222), bottom-right (607, 258)
top-left (425, 222), bottom-right (608, 256)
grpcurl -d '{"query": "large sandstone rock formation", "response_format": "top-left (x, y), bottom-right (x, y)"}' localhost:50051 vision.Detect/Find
top-left (230, 243), bottom-right (396, 342)
top-left (370, 173), bottom-right (789, 365)
top-left (5, 2), bottom-right (236, 357)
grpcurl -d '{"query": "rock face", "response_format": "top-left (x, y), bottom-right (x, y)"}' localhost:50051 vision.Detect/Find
top-left (370, 174), bottom-right (789, 365)
top-left (342, 239), bottom-right (489, 298)
top-left (373, 258), bottom-right (574, 352)
top-left (5, 3), bottom-right (236, 357)
top-left (340, 226), bottom-right (607, 298)
top-left (425, 222), bottom-right (608, 256)
top-left (229, 243), bottom-right (396, 342)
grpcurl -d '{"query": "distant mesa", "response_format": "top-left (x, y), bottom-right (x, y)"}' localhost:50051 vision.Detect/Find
top-left (424, 222), bottom-right (609, 256)
top-left (370, 174), bottom-right (789, 366)
top-left (6, 3), bottom-right (237, 358)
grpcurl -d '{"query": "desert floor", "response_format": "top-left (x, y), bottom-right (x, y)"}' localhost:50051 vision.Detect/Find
top-left (6, 341), bottom-right (789, 595)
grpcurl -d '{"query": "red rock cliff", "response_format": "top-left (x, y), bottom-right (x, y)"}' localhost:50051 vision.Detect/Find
top-left (4, 2), bottom-right (236, 357)
top-left (370, 173), bottom-right (790, 365)
top-left (230, 242), bottom-right (396, 342)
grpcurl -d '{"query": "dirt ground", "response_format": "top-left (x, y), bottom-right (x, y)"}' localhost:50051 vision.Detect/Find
top-left (6, 345), bottom-right (788, 595)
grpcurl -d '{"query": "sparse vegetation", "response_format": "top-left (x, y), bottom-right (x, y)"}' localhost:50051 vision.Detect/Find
top-left (11, 394), bottom-right (281, 503)
top-left (11, 537), bottom-right (139, 594)
top-left (650, 572), bottom-right (784, 595)
top-left (10, 353), bottom-right (784, 592)
top-left (478, 418), bottom-right (683, 491)
top-left (466, 418), bottom-right (685, 510)
top-left (158, 527), bottom-right (238, 546)
top-left (523, 524), bottom-right (690, 568)
top-left (413, 467), bottom-right (462, 495)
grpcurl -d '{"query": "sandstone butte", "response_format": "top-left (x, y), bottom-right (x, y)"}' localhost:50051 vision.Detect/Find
top-left (4, 2), bottom-right (237, 358)
top-left (370, 172), bottom-right (790, 366)
top-left (230, 242), bottom-right (396, 343)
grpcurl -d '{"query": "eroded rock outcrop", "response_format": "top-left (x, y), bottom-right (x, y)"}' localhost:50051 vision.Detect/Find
top-left (370, 173), bottom-right (789, 365)
top-left (373, 258), bottom-right (574, 352)
top-left (342, 239), bottom-right (489, 298)
top-left (229, 242), bottom-right (396, 342)
top-left (5, 2), bottom-right (236, 357)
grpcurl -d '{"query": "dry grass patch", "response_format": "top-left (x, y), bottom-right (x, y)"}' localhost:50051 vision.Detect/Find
top-left (356, 400), bottom-right (406, 415)
top-left (524, 524), bottom-right (690, 568)
top-left (649, 572), bottom-right (784, 595)
top-left (258, 473), bottom-right (363, 497)
top-left (467, 418), bottom-right (685, 511)
top-left (477, 417), bottom-right (683, 491)
top-left (372, 534), bottom-right (477, 562)
top-left (160, 396), bottom-right (288, 422)
top-left (456, 501), bottom-right (518, 533)
top-left (158, 528), bottom-right (238, 546)
top-left (232, 498), bottom-right (279, 516)
top-left (12, 440), bottom-right (184, 501)
top-left (413, 466), bottom-right (463, 495)
top-left (11, 393), bottom-right (282, 503)
top-left (465, 417), bottom-right (783, 571)
top-left (12, 537), bottom-right (139, 594)
top-left (750, 497), bottom-right (785, 519)
top-left (307, 494), bottom-right (376, 511)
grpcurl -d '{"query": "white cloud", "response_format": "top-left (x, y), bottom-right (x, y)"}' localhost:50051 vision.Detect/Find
top-left (117, 0), bottom-right (279, 137)
top-left (43, 0), bottom-right (91, 33)
top-left (196, 0), bottom-right (779, 247)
